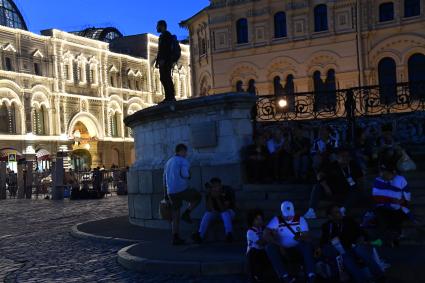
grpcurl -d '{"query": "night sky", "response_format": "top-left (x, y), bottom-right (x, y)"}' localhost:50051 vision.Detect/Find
top-left (14, 0), bottom-right (209, 39)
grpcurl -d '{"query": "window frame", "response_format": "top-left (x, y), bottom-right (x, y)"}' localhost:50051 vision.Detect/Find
top-left (236, 18), bottom-right (249, 44)
top-left (274, 12), bottom-right (287, 39)
top-left (314, 4), bottom-right (329, 32)
top-left (379, 2), bottom-right (395, 22)
top-left (404, 0), bottom-right (421, 18)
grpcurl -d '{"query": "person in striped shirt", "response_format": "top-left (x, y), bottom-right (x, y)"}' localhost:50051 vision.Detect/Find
top-left (372, 158), bottom-right (411, 246)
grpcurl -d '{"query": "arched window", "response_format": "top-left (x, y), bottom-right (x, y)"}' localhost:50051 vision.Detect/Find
top-left (0, 102), bottom-right (8, 133)
top-left (247, 79), bottom-right (257, 95)
top-left (313, 71), bottom-right (325, 111)
top-left (325, 69), bottom-right (337, 110)
top-left (112, 148), bottom-right (120, 167)
top-left (284, 74), bottom-right (294, 95)
top-left (274, 12), bottom-right (287, 38)
top-left (408, 53), bottom-right (425, 99)
top-left (200, 38), bottom-right (207, 55)
top-left (378, 57), bottom-right (397, 104)
top-left (236, 80), bottom-right (244, 92)
top-left (314, 4), bottom-right (328, 32)
top-left (33, 106), bottom-right (46, 135)
top-left (379, 2), bottom-right (395, 22)
top-left (313, 71), bottom-right (324, 92)
top-left (284, 75), bottom-right (295, 111)
top-left (110, 112), bottom-right (119, 137)
top-left (236, 18), bottom-right (248, 44)
top-left (404, 0), bottom-right (420, 17)
top-left (274, 76), bottom-right (283, 96)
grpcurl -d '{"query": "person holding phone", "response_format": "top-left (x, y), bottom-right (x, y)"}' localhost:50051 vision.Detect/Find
top-left (192, 178), bottom-right (236, 243)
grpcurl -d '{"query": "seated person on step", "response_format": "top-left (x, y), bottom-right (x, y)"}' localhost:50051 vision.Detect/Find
top-left (304, 147), bottom-right (365, 219)
top-left (373, 153), bottom-right (412, 247)
top-left (192, 178), bottom-right (236, 243)
top-left (319, 204), bottom-right (387, 283)
top-left (246, 209), bottom-right (270, 283)
top-left (263, 201), bottom-right (316, 283)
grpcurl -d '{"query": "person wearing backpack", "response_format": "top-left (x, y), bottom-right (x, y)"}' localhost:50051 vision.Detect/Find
top-left (155, 20), bottom-right (181, 103)
top-left (263, 201), bottom-right (316, 283)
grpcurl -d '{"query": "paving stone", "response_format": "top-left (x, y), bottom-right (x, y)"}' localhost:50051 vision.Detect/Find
top-left (0, 196), bottom-right (245, 283)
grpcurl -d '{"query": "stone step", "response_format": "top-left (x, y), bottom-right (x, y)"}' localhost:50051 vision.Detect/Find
top-left (238, 199), bottom-right (425, 213)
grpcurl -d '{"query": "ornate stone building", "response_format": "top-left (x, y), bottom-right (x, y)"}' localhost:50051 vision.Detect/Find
top-left (0, 0), bottom-right (191, 171)
top-left (181, 0), bottom-right (425, 96)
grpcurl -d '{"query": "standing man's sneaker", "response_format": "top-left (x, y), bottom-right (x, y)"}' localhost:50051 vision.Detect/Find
top-left (225, 233), bottom-right (234, 243)
top-left (172, 234), bottom-right (186, 246)
top-left (191, 232), bottom-right (203, 244)
top-left (181, 209), bottom-right (192, 224)
top-left (304, 208), bottom-right (317, 219)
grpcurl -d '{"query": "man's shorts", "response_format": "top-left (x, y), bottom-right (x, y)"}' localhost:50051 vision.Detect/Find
top-left (168, 188), bottom-right (201, 210)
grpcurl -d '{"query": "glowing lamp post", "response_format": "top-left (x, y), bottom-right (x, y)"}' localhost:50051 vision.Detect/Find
top-left (278, 98), bottom-right (288, 108)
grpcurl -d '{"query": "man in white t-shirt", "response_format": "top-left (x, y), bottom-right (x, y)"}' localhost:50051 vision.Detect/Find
top-left (164, 144), bottom-right (201, 245)
top-left (264, 201), bottom-right (316, 283)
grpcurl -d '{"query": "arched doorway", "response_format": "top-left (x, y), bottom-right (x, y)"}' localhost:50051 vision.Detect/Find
top-left (71, 149), bottom-right (92, 171)
top-left (130, 147), bottom-right (135, 165)
top-left (111, 148), bottom-right (120, 167)
top-left (70, 121), bottom-right (94, 171)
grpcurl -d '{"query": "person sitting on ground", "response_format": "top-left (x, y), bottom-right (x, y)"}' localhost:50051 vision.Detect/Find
top-left (192, 178), bottom-right (236, 243)
top-left (319, 204), bottom-right (387, 283)
top-left (164, 143), bottom-right (202, 245)
top-left (245, 134), bottom-right (269, 183)
top-left (246, 209), bottom-right (269, 283)
top-left (372, 156), bottom-right (411, 247)
top-left (291, 126), bottom-right (311, 182)
top-left (311, 126), bottom-right (339, 171)
top-left (304, 147), bottom-right (365, 219)
top-left (264, 201), bottom-right (316, 283)
top-left (267, 129), bottom-right (289, 182)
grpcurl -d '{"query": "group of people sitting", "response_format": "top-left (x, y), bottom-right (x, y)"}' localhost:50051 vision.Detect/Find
top-left (245, 124), bottom-right (408, 184)
top-left (245, 125), bottom-right (340, 183)
top-left (164, 141), bottom-right (413, 282)
top-left (246, 201), bottom-right (387, 283)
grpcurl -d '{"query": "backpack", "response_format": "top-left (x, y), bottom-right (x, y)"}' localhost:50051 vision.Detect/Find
top-left (170, 35), bottom-right (181, 64)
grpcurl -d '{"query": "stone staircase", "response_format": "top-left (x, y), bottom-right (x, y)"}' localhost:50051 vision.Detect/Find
top-left (204, 146), bottom-right (425, 244)
top-left (233, 144), bottom-right (425, 243)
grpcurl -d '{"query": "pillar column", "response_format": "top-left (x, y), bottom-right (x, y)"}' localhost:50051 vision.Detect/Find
top-left (24, 145), bottom-right (36, 199)
top-left (52, 151), bottom-right (65, 200)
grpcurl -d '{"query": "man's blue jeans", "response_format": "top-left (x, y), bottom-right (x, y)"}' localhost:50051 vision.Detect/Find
top-left (265, 242), bottom-right (315, 278)
top-left (322, 244), bottom-right (384, 282)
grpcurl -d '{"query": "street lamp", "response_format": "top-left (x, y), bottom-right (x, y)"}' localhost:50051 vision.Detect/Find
top-left (278, 98), bottom-right (288, 108)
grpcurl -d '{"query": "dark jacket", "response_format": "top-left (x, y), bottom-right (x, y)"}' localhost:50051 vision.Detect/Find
top-left (157, 31), bottom-right (173, 63)
top-left (320, 216), bottom-right (368, 249)
top-left (206, 185), bottom-right (236, 211)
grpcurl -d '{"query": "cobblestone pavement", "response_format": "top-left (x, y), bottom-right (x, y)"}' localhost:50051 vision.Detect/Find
top-left (0, 197), bottom-right (245, 283)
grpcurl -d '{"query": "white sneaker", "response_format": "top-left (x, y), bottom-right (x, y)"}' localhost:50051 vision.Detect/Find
top-left (304, 208), bottom-right (317, 219)
top-left (340, 207), bottom-right (346, 216)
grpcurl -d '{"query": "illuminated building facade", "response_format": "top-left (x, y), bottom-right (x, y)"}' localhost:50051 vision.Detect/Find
top-left (182, 0), bottom-right (425, 97)
top-left (0, 0), bottom-right (191, 170)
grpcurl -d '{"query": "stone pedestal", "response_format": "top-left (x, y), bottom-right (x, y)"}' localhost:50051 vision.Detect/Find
top-left (124, 93), bottom-right (256, 228)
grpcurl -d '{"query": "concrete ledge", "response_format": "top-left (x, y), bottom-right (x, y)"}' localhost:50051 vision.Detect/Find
top-left (117, 243), bottom-right (245, 276)
top-left (71, 223), bottom-right (139, 245)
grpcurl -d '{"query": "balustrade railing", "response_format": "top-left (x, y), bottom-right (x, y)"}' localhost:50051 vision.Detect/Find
top-left (256, 81), bottom-right (425, 122)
